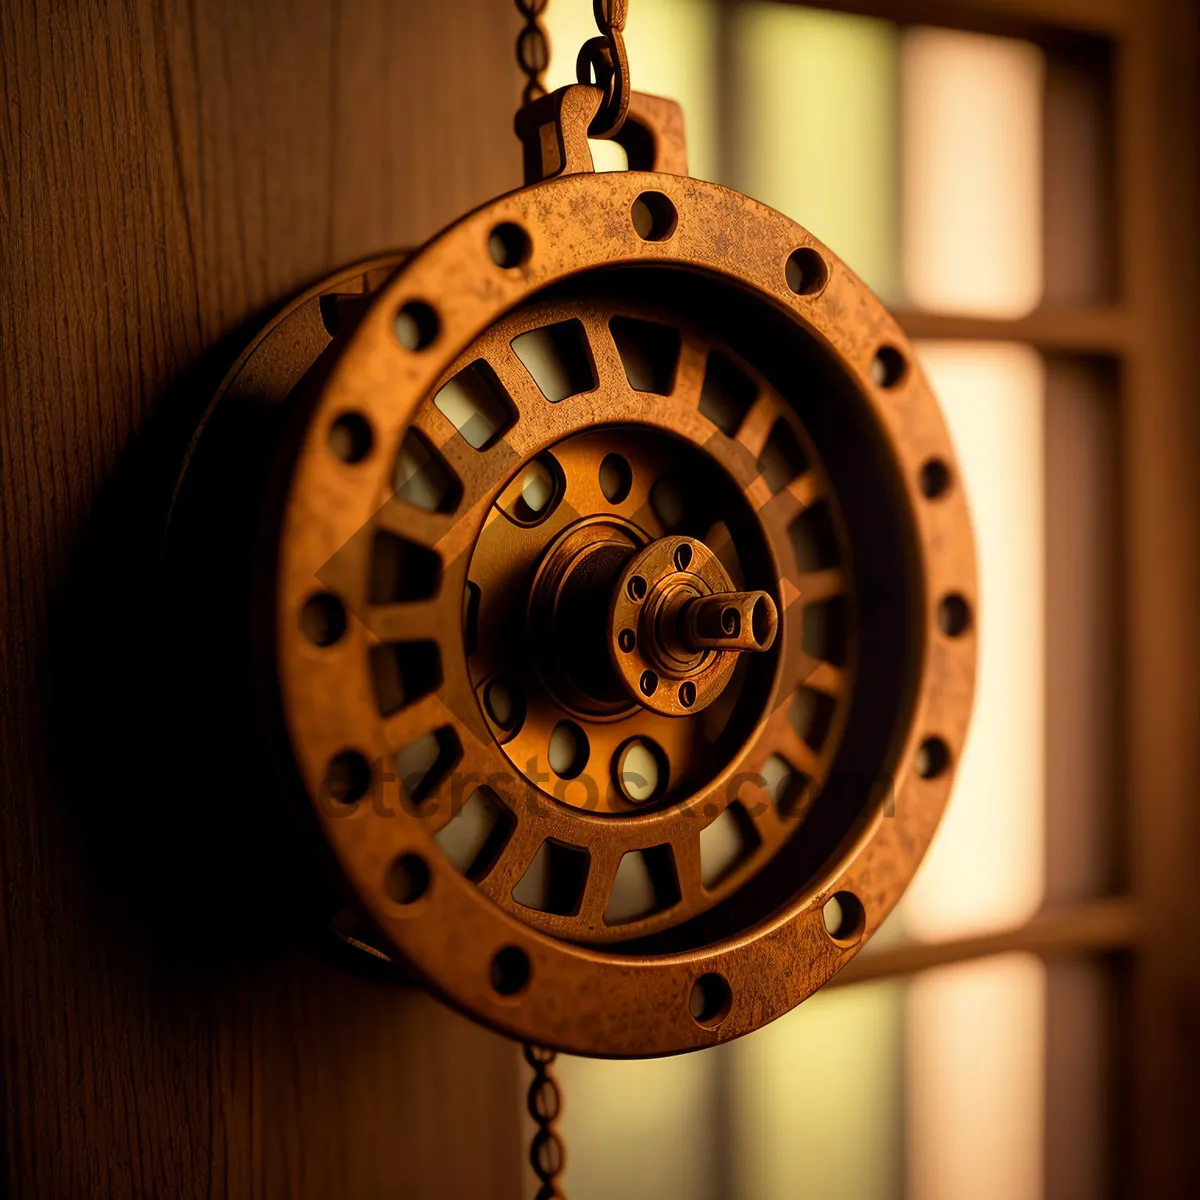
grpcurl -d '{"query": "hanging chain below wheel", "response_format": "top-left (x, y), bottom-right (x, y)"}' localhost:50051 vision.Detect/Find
top-left (525, 1044), bottom-right (567, 1200)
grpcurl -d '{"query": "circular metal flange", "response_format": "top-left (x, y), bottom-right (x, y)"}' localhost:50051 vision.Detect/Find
top-left (273, 170), bottom-right (977, 1057)
top-left (371, 306), bottom-right (831, 936)
top-left (608, 535), bottom-right (744, 717)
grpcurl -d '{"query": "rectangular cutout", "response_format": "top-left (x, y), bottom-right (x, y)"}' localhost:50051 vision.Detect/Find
top-left (603, 845), bottom-right (681, 926)
top-left (802, 597), bottom-right (848, 668)
top-left (699, 802), bottom-right (760, 888)
top-left (610, 316), bottom-right (682, 395)
top-left (393, 427), bottom-right (462, 512)
top-left (513, 839), bottom-right (590, 916)
top-left (434, 785), bottom-right (515, 881)
top-left (369, 641), bottom-right (441, 718)
top-left (788, 501), bottom-right (839, 572)
top-left (369, 531), bottom-right (442, 604)
top-left (700, 351), bottom-right (757, 436)
top-left (757, 420), bottom-right (809, 494)
top-left (394, 726), bottom-right (461, 810)
top-left (760, 754), bottom-right (812, 820)
top-left (789, 686), bottom-right (836, 754)
top-left (512, 320), bottom-right (596, 403)
top-left (433, 360), bottom-right (516, 450)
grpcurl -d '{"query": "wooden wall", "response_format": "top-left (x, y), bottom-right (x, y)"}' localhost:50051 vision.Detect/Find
top-left (0, 1), bottom-right (525, 1195)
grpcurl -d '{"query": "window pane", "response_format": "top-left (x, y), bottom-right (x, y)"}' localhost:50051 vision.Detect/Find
top-left (900, 343), bottom-right (1046, 941)
top-left (729, 981), bottom-right (904, 1199)
top-left (901, 28), bottom-right (1045, 316)
top-left (908, 954), bottom-right (1046, 1200)
top-left (728, 4), bottom-right (900, 300)
top-left (554, 1051), bottom-right (722, 1200)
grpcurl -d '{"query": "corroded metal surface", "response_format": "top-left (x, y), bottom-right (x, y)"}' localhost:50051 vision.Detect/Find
top-left (184, 89), bottom-right (977, 1057)
top-left (353, 295), bottom-right (856, 945)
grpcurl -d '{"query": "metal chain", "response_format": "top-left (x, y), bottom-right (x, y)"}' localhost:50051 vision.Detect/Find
top-left (514, 0), bottom-right (632, 140)
top-left (524, 1043), bottom-right (567, 1200)
top-left (575, 0), bottom-right (631, 139)
top-left (515, 0), bottom-right (551, 106)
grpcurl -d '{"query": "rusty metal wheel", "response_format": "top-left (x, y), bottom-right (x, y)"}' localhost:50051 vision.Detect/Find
top-left (167, 90), bottom-right (976, 1058)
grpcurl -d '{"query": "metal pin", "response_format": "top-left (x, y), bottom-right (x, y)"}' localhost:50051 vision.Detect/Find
top-left (679, 591), bottom-right (779, 653)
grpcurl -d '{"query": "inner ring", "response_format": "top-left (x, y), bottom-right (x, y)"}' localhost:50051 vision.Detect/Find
top-left (465, 424), bottom-right (777, 817)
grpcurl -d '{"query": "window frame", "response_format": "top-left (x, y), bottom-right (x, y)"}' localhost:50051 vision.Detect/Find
top-left (728, 1), bottom-right (1197, 1194)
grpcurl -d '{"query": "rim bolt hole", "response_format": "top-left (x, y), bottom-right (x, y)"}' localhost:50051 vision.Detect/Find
top-left (639, 670), bottom-right (659, 697)
top-left (618, 628), bottom-right (637, 653)
top-left (678, 681), bottom-right (696, 708)
top-left (673, 544), bottom-right (693, 572)
top-left (628, 575), bottom-right (648, 601)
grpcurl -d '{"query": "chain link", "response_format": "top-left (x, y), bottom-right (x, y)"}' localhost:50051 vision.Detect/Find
top-left (575, 0), bottom-right (631, 138)
top-left (514, 0), bottom-right (632, 140)
top-left (524, 1044), bottom-right (567, 1200)
top-left (515, 0), bottom-right (551, 106)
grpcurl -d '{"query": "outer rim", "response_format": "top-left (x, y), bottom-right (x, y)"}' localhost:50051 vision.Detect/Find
top-left (275, 169), bottom-right (977, 1056)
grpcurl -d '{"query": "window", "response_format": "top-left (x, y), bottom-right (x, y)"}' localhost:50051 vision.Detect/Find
top-left (540, 2), bottom-right (1168, 1197)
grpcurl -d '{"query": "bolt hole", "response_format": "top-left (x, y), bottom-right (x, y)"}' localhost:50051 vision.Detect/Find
top-left (548, 720), bottom-right (590, 779)
top-left (395, 301), bottom-right (439, 351)
top-left (689, 973), bottom-right (732, 1028)
top-left (871, 345), bottom-right (907, 389)
top-left (386, 853), bottom-right (430, 905)
top-left (615, 737), bottom-right (665, 803)
top-left (914, 737), bottom-right (951, 780)
top-left (618, 628), bottom-right (637, 653)
top-left (488, 222), bottom-right (530, 269)
top-left (721, 608), bottom-right (740, 637)
top-left (599, 453), bottom-right (633, 504)
top-left (784, 246), bottom-right (829, 296)
top-left (823, 891), bottom-right (865, 944)
top-left (631, 191), bottom-right (678, 241)
top-left (323, 750), bottom-right (372, 807)
top-left (678, 681), bottom-right (697, 708)
top-left (628, 575), bottom-right (648, 601)
top-left (328, 412), bottom-right (374, 463)
top-left (938, 594), bottom-right (971, 637)
top-left (490, 945), bottom-right (531, 996)
top-left (484, 678), bottom-right (522, 731)
top-left (301, 592), bottom-right (347, 646)
top-left (920, 458), bottom-right (952, 499)
top-left (518, 460), bottom-right (556, 516)
top-left (673, 543), bottom-right (693, 572)
top-left (639, 670), bottom-right (659, 697)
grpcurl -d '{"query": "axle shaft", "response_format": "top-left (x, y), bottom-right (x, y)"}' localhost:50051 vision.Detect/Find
top-left (679, 591), bottom-right (779, 653)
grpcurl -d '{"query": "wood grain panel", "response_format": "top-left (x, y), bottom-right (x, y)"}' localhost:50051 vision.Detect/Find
top-left (1117, 3), bottom-right (1200, 1197)
top-left (0, 1), bottom-right (524, 1195)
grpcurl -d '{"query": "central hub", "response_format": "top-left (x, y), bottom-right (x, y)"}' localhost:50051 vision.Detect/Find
top-left (529, 523), bottom-right (779, 721)
top-left (527, 514), bottom-right (650, 721)
top-left (467, 422), bottom-right (791, 817)
top-left (608, 536), bottom-right (778, 717)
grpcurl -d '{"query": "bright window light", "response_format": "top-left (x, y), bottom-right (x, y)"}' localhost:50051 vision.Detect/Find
top-left (902, 28), bottom-right (1045, 316)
